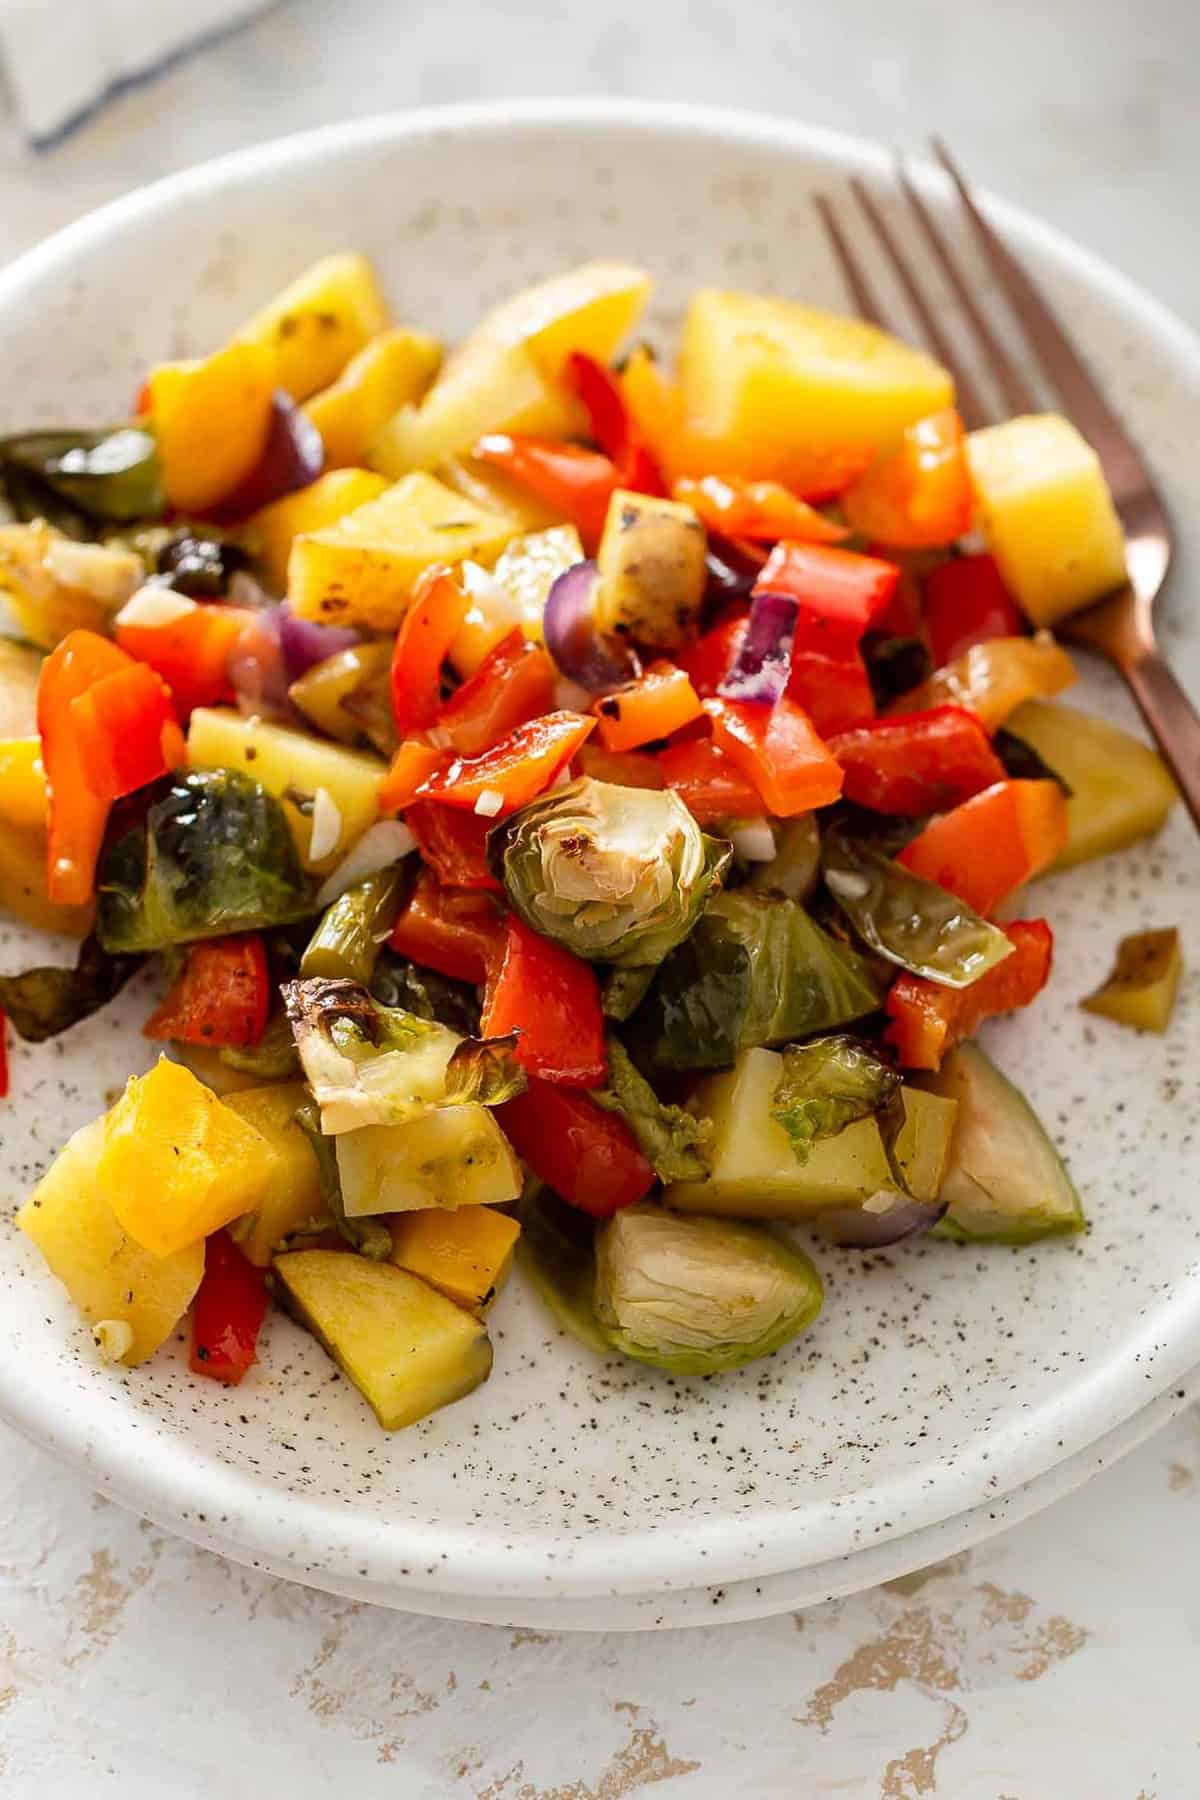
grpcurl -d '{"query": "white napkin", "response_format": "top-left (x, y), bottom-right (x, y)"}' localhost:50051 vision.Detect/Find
top-left (0, 0), bottom-right (273, 144)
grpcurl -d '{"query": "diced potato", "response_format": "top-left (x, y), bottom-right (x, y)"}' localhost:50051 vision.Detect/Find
top-left (186, 706), bottom-right (386, 870)
top-left (273, 1249), bottom-right (492, 1430)
top-left (1007, 699), bottom-right (1177, 867)
top-left (336, 1103), bottom-right (523, 1217)
top-left (235, 252), bottom-right (390, 401)
top-left (390, 1205), bottom-right (520, 1315)
top-left (288, 639), bottom-right (394, 748)
top-left (304, 328), bottom-right (442, 467)
top-left (594, 490), bottom-right (707, 648)
top-left (98, 1058), bottom-right (280, 1258)
top-left (287, 471), bottom-right (514, 631)
top-left (368, 341), bottom-right (580, 478)
top-left (0, 523), bottom-right (142, 649)
top-left (439, 455), bottom-right (565, 535)
top-left (965, 414), bottom-right (1127, 625)
top-left (224, 1082), bottom-right (327, 1266)
top-left (17, 1118), bottom-right (204, 1365)
top-left (677, 291), bottom-right (953, 487)
top-left (472, 260), bottom-right (653, 376)
top-left (0, 739), bottom-right (46, 832)
top-left (449, 526), bottom-right (584, 674)
top-left (250, 467), bottom-right (389, 591)
top-left (0, 637), bottom-right (41, 734)
top-left (1081, 927), bottom-right (1182, 1033)
top-left (665, 1045), bottom-right (956, 1219)
top-left (148, 342), bottom-right (276, 513)
top-left (0, 818), bottom-right (91, 936)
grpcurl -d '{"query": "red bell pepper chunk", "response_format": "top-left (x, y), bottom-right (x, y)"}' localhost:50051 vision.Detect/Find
top-left (592, 661), bottom-right (704, 753)
top-left (924, 554), bottom-right (1025, 667)
top-left (436, 628), bottom-right (557, 757)
top-left (676, 612), bottom-right (748, 699)
top-left (391, 564), bottom-right (472, 738)
top-left (885, 919), bottom-right (1053, 1069)
top-left (144, 933), bottom-right (270, 1047)
top-left (497, 1081), bottom-right (655, 1217)
top-left (481, 915), bottom-right (606, 1087)
top-left (38, 630), bottom-right (129, 906)
top-left (69, 661), bottom-right (185, 800)
top-left (389, 868), bottom-right (506, 986)
top-left (0, 1008), bottom-right (9, 1101)
top-left (655, 734), bottom-right (764, 823)
top-left (416, 710), bottom-right (596, 814)
top-left (827, 706), bottom-right (1007, 816)
top-left (786, 645), bottom-right (877, 738)
top-left (673, 474), bottom-right (850, 544)
top-left (842, 408), bottom-right (973, 549)
top-left (379, 738), bottom-right (452, 812)
top-left (189, 1230), bottom-right (270, 1385)
top-left (405, 800), bottom-right (501, 891)
top-left (115, 602), bottom-right (258, 718)
top-left (704, 695), bottom-right (844, 817)
top-left (566, 351), bottom-right (666, 496)
top-left (755, 541), bottom-right (900, 658)
top-left (474, 434), bottom-right (619, 552)
top-left (898, 780), bottom-right (1069, 916)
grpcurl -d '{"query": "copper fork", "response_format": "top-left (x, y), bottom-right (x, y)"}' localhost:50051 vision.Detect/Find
top-left (816, 140), bottom-right (1200, 832)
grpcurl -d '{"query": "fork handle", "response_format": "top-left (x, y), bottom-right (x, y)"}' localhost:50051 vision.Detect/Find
top-left (1123, 647), bottom-right (1200, 833)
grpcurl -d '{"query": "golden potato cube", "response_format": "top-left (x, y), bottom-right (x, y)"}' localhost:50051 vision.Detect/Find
top-left (235, 252), bottom-right (390, 400)
top-left (0, 523), bottom-right (142, 649)
top-left (966, 414), bottom-right (1128, 625)
top-left (250, 467), bottom-right (389, 591)
top-left (438, 455), bottom-right (566, 535)
top-left (0, 818), bottom-right (92, 936)
top-left (0, 739), bottom-right (46, 832)
top-left (1081, 927), bottom-right (1182, 1033)
top-left (368, 340), bottom-right (580, 478)
top-left (17, 1118), bottom-right (204, 1365)
top-left (224, 1082), bottom-right (327, 1266)
top-left (99, 1057), bottom-right (280, 1258)
top-left (186, 706), bottom-right (386, 870)
top-left (304, 327), bottom-right (442, 467)
top-left (1007, 699), bottom-right (1177, 867)
top-left (390, 1205), bottom-right (520, 1315)
top-left (595, 489), bottom-right (707, 648)
top-left (149, 342), bottom-right (276, 513)
top-left (474, 259), bottom-right (652, 375)
top-left (287, 471), bottom-right (514, 630)
top-left (448, 524), bottom-right (585, 674)
top-left (287, 639), bottom-right (394, 746)
top-left (273, 1250), bottom-right (492, 1430)
top-left (677, 290), bottom-right (953, 484)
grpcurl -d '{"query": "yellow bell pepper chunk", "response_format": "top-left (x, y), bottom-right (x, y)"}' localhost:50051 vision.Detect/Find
top-left (99, 1058), bottom-right (280, 1258)
top-left (224, 1082), bottom-right (326, 1266)
top-left (0, 739), bottom-right (47, 832)
top-left (390, 1205), bottom-right (520, 1316)
top-left (17, 1118), bottom-right (205, 1364)
top-left (304, 328), bottom-right (442, 468)
top-left (148, 342), bottom-right (276, 513)
top-left (250, 467), bottom-right (390, 592)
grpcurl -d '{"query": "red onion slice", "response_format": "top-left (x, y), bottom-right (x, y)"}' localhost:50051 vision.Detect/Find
top-left (704, 535), bottom-right (766, 606)
top-left (210, 391), bottom-right (324, 523)
top-left (717, 589), bottom-right (798, 705)
top-left (543, 559), bottom-right (637, 695)
top-left (279, 600), bottom-right (360, 682)
top-left (228, 606), bottom-right (292, 717)
top-left (815, 1192), bottom-right (948, 1248)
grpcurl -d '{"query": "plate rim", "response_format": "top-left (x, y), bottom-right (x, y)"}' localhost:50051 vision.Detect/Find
top-left (2, 96), bottom-right (1198, 1604)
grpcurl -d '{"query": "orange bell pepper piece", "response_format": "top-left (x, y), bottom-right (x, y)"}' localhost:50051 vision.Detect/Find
top-left (655, 734), bottom-right (764, 824)
top-left (673, 475), bottom-right (849, 544)
top-left (390, 564), bottom-right (471, 738)
top-left (592, 662), bottom-right (704, 753)
top-left (473, 435), bottom-right (618, 552)
top-left (379, 738), bottom-right (452, 812)
top-left (842, 408), bottom-right (973, 549)
top-left (481, 914), bottom-right (606, 1087)
top-left (575, 744), bottom-right (667, 790)
top-left (415, 711), bottom-right (596, 814)
top-left (115, 600), bottom-right (259, 718)
top-left (436, 629), bottom-right (557, 758)
top-left (144, 933), bottom-right (270, 1047)
top-left (898, 780), bottom-right (1069, 916)
top-left (885, 919), bottom-right (1053, 1069)
top-left (389, 869), bottom-right (506, 985)
top-left (704, 695), bottom-right (844, 817)
top-left (891, 633), bottom-right (1076, 730)
top-left (69, 662), bottom-right (185, 801)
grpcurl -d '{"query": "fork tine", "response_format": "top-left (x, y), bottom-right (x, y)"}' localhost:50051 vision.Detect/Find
top-left (894, 157), bottom-right (1037, 419)
top-left (847, 176), bottom-right (989, 430)
top-left (813, 193), bottom-right (888, 328)
top-left (931, 139), bottom-right (1143, 496)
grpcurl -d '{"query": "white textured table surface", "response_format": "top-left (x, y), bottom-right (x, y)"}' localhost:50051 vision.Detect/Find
top-left (2, 3), bottom-right (1199, 1794)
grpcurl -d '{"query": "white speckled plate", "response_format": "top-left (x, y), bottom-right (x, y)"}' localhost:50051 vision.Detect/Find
top-left (1, 102), bottom-right (1198, 1623)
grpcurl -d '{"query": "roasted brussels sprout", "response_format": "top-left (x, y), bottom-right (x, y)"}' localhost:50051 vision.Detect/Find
top-left (496, 776), bottom-right (729, 968)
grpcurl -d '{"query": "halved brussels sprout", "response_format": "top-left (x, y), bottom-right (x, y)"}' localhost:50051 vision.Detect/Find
top-left (594, 1203), bottom-right (823, 1375)
top-left (282, 975), bottom-right (460, 1133)
top-left (496, 776), bottom-right (730, 968)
